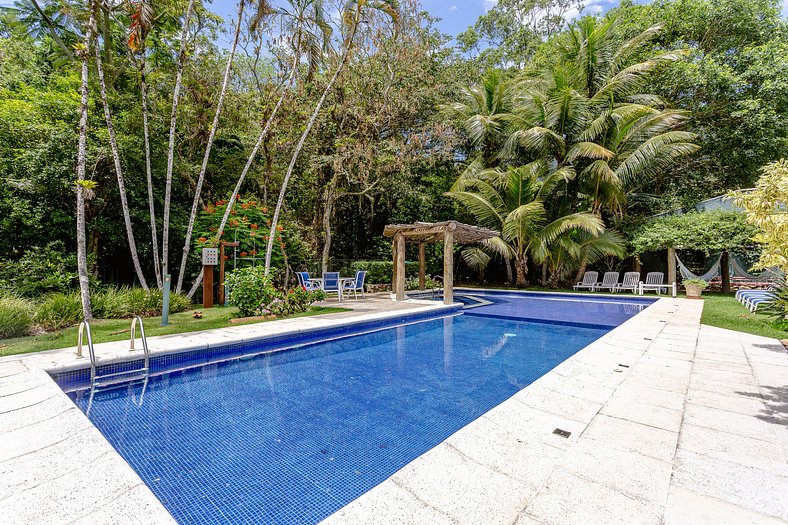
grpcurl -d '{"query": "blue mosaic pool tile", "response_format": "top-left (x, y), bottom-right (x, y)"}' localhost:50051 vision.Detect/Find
top-left (59, 294), bottom-right (650, 525)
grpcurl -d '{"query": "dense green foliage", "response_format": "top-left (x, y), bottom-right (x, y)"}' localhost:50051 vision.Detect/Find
top-left (0, 0), bottom-right (785, 309)
top-left (630, 211), bottom-right (759, 254)
top-left (224, 265), bottom-right (323, 317)
top-left (350, 260), bottom-right (418, 284)
top-left (34, 287), bottom-right (191, 330)
top-left (0, 295), bottom-right (34, 338)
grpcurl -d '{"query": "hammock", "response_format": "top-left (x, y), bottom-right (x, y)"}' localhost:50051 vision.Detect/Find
top-left (730, 255), bottom-right (784, 281)
top-left (676, 253), bottom-right (722, 281)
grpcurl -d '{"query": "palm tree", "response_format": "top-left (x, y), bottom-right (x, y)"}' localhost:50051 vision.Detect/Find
top-left (74, 2), bottom-right (96, 320)
top-left (93, 0), bottom-right (149, 290)
top-left (161, 0), bottom-right (195, 280)
top-left (447, 161), bottom-right (606, 287)
top-left (503, 18), bottom-right (698, 216)
top-left (441, 69), bottom-right (512, 168)
top-left (175, 0), bottom-right (275, 294)
top-left (263, 0), bottom-right (400, 275)
top-left (544, 229), bottom-right (625, 287)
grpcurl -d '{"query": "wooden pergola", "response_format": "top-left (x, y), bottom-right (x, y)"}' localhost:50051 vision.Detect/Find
top-left (383, 221), bottom-right (499, 305)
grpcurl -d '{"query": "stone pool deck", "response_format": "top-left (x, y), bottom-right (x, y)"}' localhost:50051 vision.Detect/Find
top-left (326, 297), bottom-right (788, 525)
top-left (1, 293), bottom-right (786, 524)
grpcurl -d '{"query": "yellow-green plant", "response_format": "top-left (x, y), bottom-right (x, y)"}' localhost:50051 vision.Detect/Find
top-left (731, 160), bottom-right (788, 273)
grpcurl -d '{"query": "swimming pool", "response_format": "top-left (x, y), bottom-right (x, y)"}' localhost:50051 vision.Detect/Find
top-left (58, 292), bottom-right (654, 525)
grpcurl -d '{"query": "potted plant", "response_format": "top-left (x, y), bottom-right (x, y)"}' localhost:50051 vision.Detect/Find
top-left (683, 278), bottom-right (708, 299)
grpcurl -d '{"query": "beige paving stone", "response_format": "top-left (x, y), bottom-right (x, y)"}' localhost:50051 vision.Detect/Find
top-left (445, 415), bottom-right (564, 488)
top-left (582, 414), bottom-right (679, 462)
top-left (0, 405), bottom-right (91, 462)
top-left (0, 383), bottom-right (58, 415)
top-left (600, 396), bottom-right (683, 432)
top-left (664, 486), bottom-right (788, 525)
top-left (515, 384), bottom-right (604, 424)
top-left (683, 403), bottom-right (780, 442)
top-left (392, 443), bottom-right (532, 525)
top-left (678, 423), bottom-right (788, 476)
top-left (609, 383), bottom-right (685, 411)
top-left (560, 436), bottom-right (672, 504)
top-left (672, 449), bottom-right (788, 521)
top-left (321, 481), bottom-right (458, 525)
top-left (67, 484), bottom-right (178, 525)
top-left (524, 469), bottom-right (662, 525)
top-left (686, 389), bottom-right (768, 416)
top-left (528, 372), bottom-right (615, 404)
top-left (484, 399), bottom-right (589, 450)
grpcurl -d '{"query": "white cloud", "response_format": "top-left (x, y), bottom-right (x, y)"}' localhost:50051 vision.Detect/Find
top-left (450, 5), bottom-right (458, 12)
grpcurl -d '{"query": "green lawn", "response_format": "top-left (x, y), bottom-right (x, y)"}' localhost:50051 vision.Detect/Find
top-left (699, 293), bottom-right (787, 340)
top-left (0, 305), bottom-right (348, 357)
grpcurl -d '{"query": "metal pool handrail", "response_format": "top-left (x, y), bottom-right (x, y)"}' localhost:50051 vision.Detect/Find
top-left (129, 315), bottom-right (151, 371)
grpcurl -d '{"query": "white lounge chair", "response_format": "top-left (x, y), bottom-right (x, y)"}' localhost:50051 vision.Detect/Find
top-left (594, 271), bottom-right (620, 292)
top-left (639, 272), bottom-right (676, 296)
top-left (573, 271), bottom-right (599, 291)
top-left (614, 272), bottom-right (640, 293)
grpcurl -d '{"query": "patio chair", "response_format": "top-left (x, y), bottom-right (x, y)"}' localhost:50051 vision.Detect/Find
top-left (342, 270), bottom-right (367, 300)
top-left (641, 272), bottom-right (670, 294)
top-left (614, 272), bottom-right (640, 293)
top-left (573, 271), bottom-right (599, 291)
top-left (594, 271), bottom-right (620, 292)
top-left (296, 271), bottom-right (321, 291)
top-left (322, 272), bottom-right (341, 300)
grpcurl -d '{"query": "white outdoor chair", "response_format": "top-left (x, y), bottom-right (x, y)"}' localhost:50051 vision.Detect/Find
top-left (640, 272), bottom-right (671, 295)
top-left (594, 271), bottom-right (620, 292)
top-left (614, 272), bottom-right (640, 293)
top-left (573, 271), bottom-right (599, 291)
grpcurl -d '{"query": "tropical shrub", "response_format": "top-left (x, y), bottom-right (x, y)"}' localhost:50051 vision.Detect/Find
top-left (761, 278), bottom-right (788, 330)
top-left (34, 288), bottom-right (191, 330)
top-left (683, 279), bottom-right (709, 290)
top-left (405, 277), bottom-right (441, 291)
top-left (0, 295), bottom-right (34, 338)
top-left (730, 160), bottom-right (788, 273)
top-left (224, 266), bottom-right (278, 317)
top-left (0, 241), bottom-right (90, 297)
top-left (259, 288), bottom-right (325, 317)
top-left (35, 292), bottom-right (82, 330)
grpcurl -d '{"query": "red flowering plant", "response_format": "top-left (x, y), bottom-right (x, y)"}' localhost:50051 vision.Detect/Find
top-left (194, 196), bottom-right (286, 268)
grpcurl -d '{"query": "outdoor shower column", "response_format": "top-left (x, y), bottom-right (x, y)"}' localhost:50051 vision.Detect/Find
top-left (418, 242), bottom-right (426, 291)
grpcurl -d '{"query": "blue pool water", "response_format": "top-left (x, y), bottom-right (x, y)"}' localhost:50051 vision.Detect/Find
top-left (63, 293), bottom-right (652, 525)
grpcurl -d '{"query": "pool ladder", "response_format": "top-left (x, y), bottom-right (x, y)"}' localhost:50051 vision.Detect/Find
top-left (76, 316), bottom-right (151, 389)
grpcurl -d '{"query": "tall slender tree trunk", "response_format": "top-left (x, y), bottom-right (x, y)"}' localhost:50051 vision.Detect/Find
top-left (574, 260), bottom-right (588, 284)
top-left (321, 185), bottom-right (336, 273)
top-left (264, 25), bottom-right (361, 275)
top-left (75, 5), bottom-right (97, 321)
top-left (140, 61), bottom-right (161, 288)
top-left (95, 22), bottom-right (149, 289)
top-left (176, 0), bottom-right (245, 294)
top-left (161, 0), bottom-right (195, 278)
top-left (504, 255), bottom-right (513, 283)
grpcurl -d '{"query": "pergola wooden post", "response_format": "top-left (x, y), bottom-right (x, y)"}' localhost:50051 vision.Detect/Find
top-left (383, 221), bottom-right (498, 306)
top-left (443, 228), bottom-right (454, 304)
top-left (667, 247), bottom-right (677, 287)
top-left (394, 232), bottom-right (406, 301)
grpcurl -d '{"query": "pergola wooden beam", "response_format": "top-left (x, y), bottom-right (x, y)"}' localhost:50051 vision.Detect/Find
top-left (384, 221), bottom-right (498, 305)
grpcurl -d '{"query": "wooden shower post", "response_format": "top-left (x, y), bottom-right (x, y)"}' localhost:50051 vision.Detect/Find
top-left (418, 242), bottom-right (426, 291)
